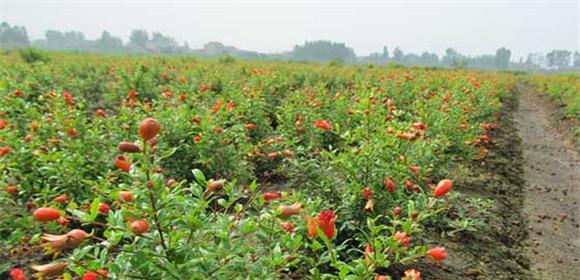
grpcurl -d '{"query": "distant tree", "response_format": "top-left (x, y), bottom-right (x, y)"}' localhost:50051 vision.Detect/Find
top-left (573, 51), bottom-right (580, 67)
top-left (44, 30), bottom-right (64, 49)
top-left (494, 47), bottom-right (511, 70)
top-left (62, 31), bottom-right (87, 49)
top-left (382, 46), bottom-right (389, 60)
top-left (43, 30), bottom-right (88, 50)
top-left (95, 31), bottom-right (124, 52)
top-left (420, 52), bottom-right (439, 66)
top-left (130, 29), bottom-right (149, 47)
top-left (203, 41), bottom-right (227, 55)
top-left (403, 53), bottom-right (421, 65)
top-left (292, 40), bottom-right (356, 63)
top-left (546, 50), bottom-right (572, 69)
top-left (442, 48), bottom-right (463, 67)
top-left (467, 55), bottom-right (496, 70)
top-left (149, 32), bottom-right (180, 53)
top-left (392, 47), bottom-right (404, 62)
top-left (0, 22), bottom-right (30, 48)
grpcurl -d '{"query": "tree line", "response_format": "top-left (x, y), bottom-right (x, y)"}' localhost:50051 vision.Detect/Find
top-left (1, 22), bottom-right (578, 72)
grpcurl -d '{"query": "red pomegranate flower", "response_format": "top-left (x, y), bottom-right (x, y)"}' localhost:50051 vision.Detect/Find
top-left (10, 268), bottom-right (27, 280)
top-left (314, 120), bottom-right (332, 131)
top-left (115, 155), bottom-right (131, 172)
top-left (317, 210), bottom-right (337, 239)
top-left (362, 187), bottom-right (373, 200)
top-left (403, 269), bottom-right (421, 280)
top-left (433, 179), bottom-right (452, 198)
top-left (63, 92), bottom-right (75, 105)
top-left (127, 89), bottom-right (137, 100)
top-left (426, 247), bottom-right (448, 261)
top-left (83, 271), bottom-right (98, 280)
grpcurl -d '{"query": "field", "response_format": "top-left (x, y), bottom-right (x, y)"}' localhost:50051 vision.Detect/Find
top-left (0, 51), bottom-right (577, 279)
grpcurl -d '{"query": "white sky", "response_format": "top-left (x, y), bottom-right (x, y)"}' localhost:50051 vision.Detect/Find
top-left (1, 0), bottom-right (578, 60)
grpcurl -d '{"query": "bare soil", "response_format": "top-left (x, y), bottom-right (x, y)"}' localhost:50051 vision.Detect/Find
top-left (414, 87), bottom-right (532, 280)
top-left (515, 84), bottom-right (580, 279)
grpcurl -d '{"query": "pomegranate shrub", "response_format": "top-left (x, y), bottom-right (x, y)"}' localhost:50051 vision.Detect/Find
top-left (0, 53), bottom-right (511, 279)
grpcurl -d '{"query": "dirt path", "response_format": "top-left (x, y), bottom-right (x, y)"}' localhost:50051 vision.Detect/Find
top-left (515, 84), bottom-right (580, 279)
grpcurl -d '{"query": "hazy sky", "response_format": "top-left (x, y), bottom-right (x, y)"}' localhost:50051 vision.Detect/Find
top-left (1, 0), bottom-right (578, 60)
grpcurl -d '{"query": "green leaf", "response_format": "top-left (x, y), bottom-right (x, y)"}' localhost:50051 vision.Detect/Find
top-left (88, 197), bottom-right (101, 222)
top-left (191, 169), bottom-right (206, 184)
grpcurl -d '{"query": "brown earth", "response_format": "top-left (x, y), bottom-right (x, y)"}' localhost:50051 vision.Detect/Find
top-left (515, 84), bottom-right (580, 279)
top-left (415, 86), bottom-right (532, 280)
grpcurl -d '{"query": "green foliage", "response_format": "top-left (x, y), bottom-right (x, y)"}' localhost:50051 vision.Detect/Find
top-left (0, 52), bottom-right (513, 279)
top-left (527, 73), bottom-right (580, 119)
top-left (17, 48), bottom-right (50, 64)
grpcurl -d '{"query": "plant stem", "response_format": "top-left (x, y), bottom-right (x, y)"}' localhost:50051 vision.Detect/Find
top-left (143, 142), bottom-right (168, 251)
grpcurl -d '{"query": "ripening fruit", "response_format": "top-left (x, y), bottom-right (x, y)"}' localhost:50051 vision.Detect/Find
top-left (393, 206), bottom-right (403, 216)
top-left (277, 203), bottom-right (303, 219)
top-left (33, 207), bottom-right (61, 222)
top-left (283, 149), bottom-right (294, 157)
top-left (263, 192), bottom-right (282, 200)
top-left (130, 220), bottom-right (150, 235)
top-left (393, 231), bottom-right (407, 241)
top-left (244, 123), bottom-right (257, 130)
top-left (4, 186), bottom-right (17, 193)
top-left (166, 178), bottom-right (176, 187)
top-left (412, 122), bottom-right (426, 130)
top-left (96, 109), bottom-right (106, 117)
top-left (118, 142), bottom-right (141, 153)
top-left (426, 247), bottom-right (448, 261)
top-left (384, 177), bottom-right (397, 192)
top-left (268, 151), bottom-right (280, 160)
top-left (364, 199), bottom-right (375, 212)
top-left (400, 236), bottom-right (412, 247)
top-left (433, 179), bottom-right (453, 198)
top-left (53, 194), bottom-right (68, 203)
top-left (31, 262), bottom-right (67, 278)
top-left (99, 203), bottom-right (110, 214)
top-left (207, 179), bottom-right (225, 192)
top-left (0, 146), bottom-right (11, 157)
top-left (365, 243), bottom-right (374, 265)
top-left (147, 137), bottom-right (158, 146)
top-left (57, 216), bottom-right (69, 226)
top-left (139, 118), bottom-right (160, 141)
top-left (119, 191), bottom-right (133, 203)
top-left (279, 222), bottom-right (295, 233)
